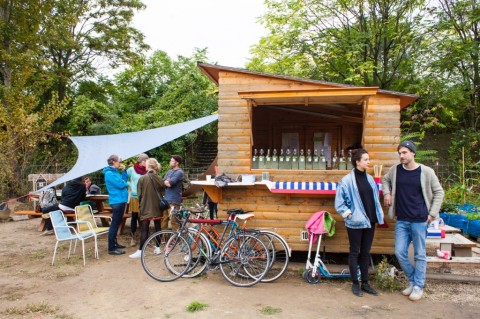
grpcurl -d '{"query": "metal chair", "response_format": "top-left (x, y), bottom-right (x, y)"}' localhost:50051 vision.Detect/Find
top-left (75, 204), bottom-right (110, 239)
top-left (49, 210), bottom-right (98, 267)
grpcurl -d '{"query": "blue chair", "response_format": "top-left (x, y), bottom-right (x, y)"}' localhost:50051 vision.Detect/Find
top-left (49, 210), bottom-right (98, 267)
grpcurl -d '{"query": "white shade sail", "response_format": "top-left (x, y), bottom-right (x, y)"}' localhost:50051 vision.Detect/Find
top-left (35, 114), bottom-right (218, 193)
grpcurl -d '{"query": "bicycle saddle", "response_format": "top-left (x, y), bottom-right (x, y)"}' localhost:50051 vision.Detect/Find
top-left (226, 208), bottom-right (245, 215)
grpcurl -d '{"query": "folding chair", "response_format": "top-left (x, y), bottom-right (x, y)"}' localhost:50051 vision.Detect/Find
top-left (50, 210), bottom-right (98, 267)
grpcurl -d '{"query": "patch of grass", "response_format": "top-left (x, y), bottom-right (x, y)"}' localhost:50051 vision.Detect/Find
top-left (4, 292), bottom-right (24, 301)
top-left (186, 300), bottom-right (208, 312)
top-left (259, 306), bottom-right (282, 315)
top-left (3, 301), bottom-right (75, 318)
top-left (4, 301), bottom-right (58, 316)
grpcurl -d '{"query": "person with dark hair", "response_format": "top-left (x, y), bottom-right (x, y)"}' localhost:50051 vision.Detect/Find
top-left (129, 158), bottom-right (164, 259)
top-left (83, 176), bottom-right (101, 195)
top-left (162, 155), bottom-right (184, 230)
top-left (382, 140), bottom-right (444, 301)
top-left (58, 177), bottom-right (87, 213)
top-left (335, 148), bottom-right (384, 297)
top-left (127, 153), bottom-right (149, 247)
top-left (103, 154), bottom-right (129, 255)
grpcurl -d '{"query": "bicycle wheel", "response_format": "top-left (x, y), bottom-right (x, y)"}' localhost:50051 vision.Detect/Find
top-left (219, 235), bottom-right (270, 287)
top-left (141, 230), bottom-right (192, 282)
top-left (182, 229), bottom-right (211, 278)
top-left (257, 231), bottom-right (290, 282)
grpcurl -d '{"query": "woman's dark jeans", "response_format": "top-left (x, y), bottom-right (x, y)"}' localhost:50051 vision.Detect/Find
top-left (108, 203), bottom-right (126, 251)
top-left (346, 224), bottom-right (376, 284)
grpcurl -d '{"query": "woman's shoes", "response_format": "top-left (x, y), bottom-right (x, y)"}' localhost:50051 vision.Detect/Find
top-left (352, 283), bottom-right (363, 297)
top-left (129, 250), bottom-right (142, 259)
top-left (361, 283), bottom-right (379, 296)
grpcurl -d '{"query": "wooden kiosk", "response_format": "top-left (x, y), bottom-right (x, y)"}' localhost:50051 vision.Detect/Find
top-left (195, 62), bottom-right (418, 254)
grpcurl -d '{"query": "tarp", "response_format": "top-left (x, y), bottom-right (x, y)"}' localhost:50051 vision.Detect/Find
top-left (35, 114), bottom-right (218, 193)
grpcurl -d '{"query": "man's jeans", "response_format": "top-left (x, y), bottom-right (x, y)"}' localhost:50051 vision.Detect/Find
top-left (108, 203), bottom-right (126, 251)
top-left (395, 220), bottom-right (428, 288)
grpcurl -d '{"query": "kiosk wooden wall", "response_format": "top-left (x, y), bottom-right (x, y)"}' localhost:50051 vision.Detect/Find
top-left (199, 63), bottom-right (417, 254)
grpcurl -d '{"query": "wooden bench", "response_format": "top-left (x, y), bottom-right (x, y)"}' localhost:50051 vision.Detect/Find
top-left (14, 210), bottom-right (76, 232)
top-left (427, 233), bottom-right (478, 257)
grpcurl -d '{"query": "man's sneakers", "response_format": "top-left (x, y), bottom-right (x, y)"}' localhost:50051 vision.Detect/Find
top-left (402, 282), bottom-right (423, 301)
top-left (108, 249), bottom-right (125, 255)
top-left (129, 250), bottom-right (142, 259)
top-left (402, 282), bottom-right (414, 296)
top-left (408, 286), bottom-right (424, 301)
top-left (153, 247), bottom-right (162, 255)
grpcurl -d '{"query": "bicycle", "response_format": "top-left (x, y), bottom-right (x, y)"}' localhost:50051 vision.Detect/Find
top-left (185, 207), bottom-right (291, 283)
top-left (141, 208), bottom-right (271, 287)
top-left (140, 209), bottom-right (193, 282)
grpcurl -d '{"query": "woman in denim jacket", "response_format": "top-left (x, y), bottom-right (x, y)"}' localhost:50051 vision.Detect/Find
top-left (335, 148), bottom-right (384, 297)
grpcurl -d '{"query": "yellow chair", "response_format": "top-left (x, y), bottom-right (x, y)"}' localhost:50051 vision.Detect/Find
top-left (75, 204), bottom-right (110, 248)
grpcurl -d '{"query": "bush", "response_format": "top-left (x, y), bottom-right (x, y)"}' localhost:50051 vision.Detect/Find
top-left (374, 257), bottom-right (403, 292)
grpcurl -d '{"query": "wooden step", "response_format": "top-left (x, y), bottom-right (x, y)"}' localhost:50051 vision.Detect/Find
top-left (427, 256), bottom-right (480, 270)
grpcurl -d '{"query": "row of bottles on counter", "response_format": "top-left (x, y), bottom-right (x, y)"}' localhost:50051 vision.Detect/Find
top-left (252, 148), bottom-right (353, 170)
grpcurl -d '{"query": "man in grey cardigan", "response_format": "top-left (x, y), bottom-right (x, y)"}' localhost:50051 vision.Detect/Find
top-left (382, 140), bottom-right (444, 301)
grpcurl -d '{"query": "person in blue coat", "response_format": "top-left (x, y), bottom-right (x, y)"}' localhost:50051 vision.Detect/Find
top-left (335, 148), bottom-right (384, 297)
top-left (103, 154), bottom-right (129, 255)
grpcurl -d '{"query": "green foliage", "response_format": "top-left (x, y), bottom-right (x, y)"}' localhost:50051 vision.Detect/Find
top-left (440, 202), bottom-right (459, 214)
top-left (186, 301), bottom-right (208, 312)
top-left (467, 213), bottom-right (480, 221)
top-left (448, 129), bottom-right (480, 170)
top-left (250, 0), bottom-right (425, 90)
top-left (427, 0), bottom-right (480, 132)
top-left (443, 184), bottom-right (479, 207)
top-left (40, 0), bottom-right (149, 101)
top-left (373, 257), bottom-right (402, 292)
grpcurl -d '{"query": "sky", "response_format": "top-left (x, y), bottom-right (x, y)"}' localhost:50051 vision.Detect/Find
top-left (132, 0), bottom-right (268, 68)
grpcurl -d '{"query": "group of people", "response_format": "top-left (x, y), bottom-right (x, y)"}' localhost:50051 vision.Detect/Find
top-left (40, 140), bottom-right (443, 302)
top-left (39, 175), bottom-right (100, 235)
top-left (335, 140), bottom-right (444, 301)
top-left (102, 154), bottom-right (184, 257)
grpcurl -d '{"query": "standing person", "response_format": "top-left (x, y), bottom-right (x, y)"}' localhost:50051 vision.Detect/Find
top-left (335, 148), bottom-right (384, 297)
top-left (162, 155), bottom-right (184, 230)
top-left (129, 158), bottom-right (164, 259)
top-left (103, 154), bottom-right (129, 255)
top-left (58, 177), bottom-right (87, 213)
top-left (127, 153), bottom-right (149, 247)
top-left (202, 191), bottom-right (218, 219)
top-left (382, 140), bottom-right (444, 301)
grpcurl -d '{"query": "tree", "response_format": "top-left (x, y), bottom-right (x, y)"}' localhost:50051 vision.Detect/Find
top-left (249, 0), bottom-right (426, 91)
top-left (428, 0), bottom-right (480, 131)
top-left (40, 0), bottom-right (149, 101)
top-left (0, 0), bottom-right (148, 200)
top-left (0, 0), bottom-right (69, 199)
top-left (71, 49), bottom-right (219, 169)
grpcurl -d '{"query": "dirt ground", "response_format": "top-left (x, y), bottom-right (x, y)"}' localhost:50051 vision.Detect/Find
top-left (0, 217), bottom-right (479, 319)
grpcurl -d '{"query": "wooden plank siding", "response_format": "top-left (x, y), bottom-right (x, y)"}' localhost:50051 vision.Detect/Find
top-left (198, 64), bottom-right (416, 255)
